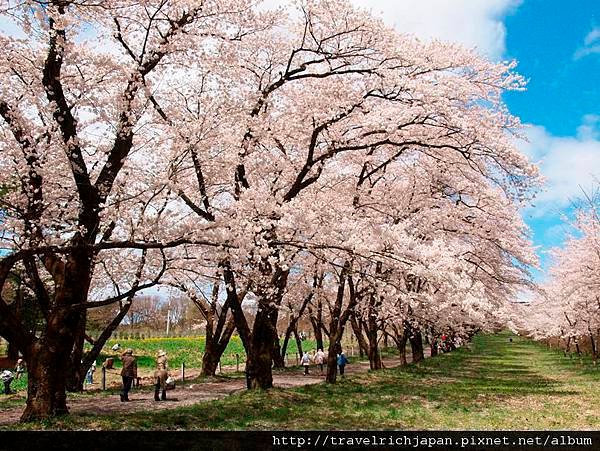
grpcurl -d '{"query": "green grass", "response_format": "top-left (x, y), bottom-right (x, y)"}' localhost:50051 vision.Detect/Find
top-left (92, 336), bottom-right (320, 369)
top-left (0, 336), bottom-right (328, 403)
top-left (5, 332), bottom-right (599, 430)
top-left (0, 336), bottom-right (246, 401)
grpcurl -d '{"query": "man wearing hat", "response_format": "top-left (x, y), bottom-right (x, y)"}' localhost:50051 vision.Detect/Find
top-left (154, 350), bottom-right (168, 401)
top-left (120, 348), bottom-right (137, 402)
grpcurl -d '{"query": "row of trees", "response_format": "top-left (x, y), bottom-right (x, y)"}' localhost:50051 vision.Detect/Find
top-left (0, 0), bottom-right (538, 421)
top-left (515, 193), bottom-right (600, 362)
top-left (88, 294), bottom-right (202, 336)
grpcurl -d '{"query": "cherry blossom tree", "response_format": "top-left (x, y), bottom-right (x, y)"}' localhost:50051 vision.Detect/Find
top-left (0, 0), bottom-right (257, 420)
top-left (157, 0), bottom-right (539, 388)
top-left (523, 194), bottom-right (600, 362)
top-left (0, 0), bottom-right (541, 420)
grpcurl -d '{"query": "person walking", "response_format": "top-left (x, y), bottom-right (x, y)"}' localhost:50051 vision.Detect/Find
top-left (1, 370), bottom-right (14, 394)
top-left (14, 359), bottom-right (26, 380)
top-left (301, 351), bottom-right (311, 376)
top-left (85, 360), bottom-right (96, 385)
top-left (314, 349), bottom-right (326, 374)
top-left (120, 348), bottom-right (137, 402)
top-left (337, 351), bottom-right (348, 378)
top-left (154, 350), bottom-right (169, 401)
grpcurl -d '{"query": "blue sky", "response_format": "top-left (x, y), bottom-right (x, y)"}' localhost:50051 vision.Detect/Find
top-left (504, 1), bottom-right (599, 137)
top-left (352, 0), bottom-right (600, 281)
top-left (504, 0), bottom-right (600, 279)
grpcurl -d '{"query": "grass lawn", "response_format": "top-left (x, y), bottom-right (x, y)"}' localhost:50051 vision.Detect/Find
top-left (94, 336), bottom-right (321, 369)
top-left (6, 332), bottom-right (599, 430)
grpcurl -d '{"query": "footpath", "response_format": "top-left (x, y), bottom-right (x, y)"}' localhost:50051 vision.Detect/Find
top-left (0, 353), bottom-right (425, 425)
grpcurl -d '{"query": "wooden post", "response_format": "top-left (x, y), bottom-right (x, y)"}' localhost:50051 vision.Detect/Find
top-left (236, 354), bottom-right (240, 372)
top-left (181, 362), bottom-right (185, 382)
top-left (101, 366), bottom-right (106, 391)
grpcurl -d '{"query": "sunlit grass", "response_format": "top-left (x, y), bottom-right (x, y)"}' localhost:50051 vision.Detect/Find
top-left (88, 336), bottom-right (320, 369)
top-left (5, 332), bottom-right (598, 430)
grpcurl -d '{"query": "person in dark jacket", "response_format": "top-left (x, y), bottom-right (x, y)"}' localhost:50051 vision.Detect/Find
top-left (120, 348), bottom-right (137, 402)
top-left (337, 352), bottom-right (348, 377)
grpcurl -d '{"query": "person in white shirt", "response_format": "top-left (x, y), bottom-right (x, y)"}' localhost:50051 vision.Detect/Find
top-left (314, 349), bottom-right (326, 374)
top-left (301, 352), bottom-right (311, 375)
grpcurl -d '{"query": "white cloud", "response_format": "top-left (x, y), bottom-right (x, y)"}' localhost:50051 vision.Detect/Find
top-left (260, 0), bottom-right (521, 60)
top-left (519, 119), bottom-right (600, 215)
top-left (350, 0), bottom-right (521, 60)
top-left (576, 114), bottom-right (600, 141)
top-left (584, 27), bottom-right (600, 45)
top-left (574, 26), bottom-right (600, 60)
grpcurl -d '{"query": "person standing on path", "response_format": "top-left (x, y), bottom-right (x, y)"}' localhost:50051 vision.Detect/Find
top-left (120, 348), bottom-right (137, 402)
top-left (154, 350), bottom-right (169, 401)
top-left (337, 351), bottom-right (348, 378)
top-left (314, 349), bottom-right (326, 374)
top-left (1, 370), bottom-right (14, 394)
top-left (14, 359), bottom-right (25, 380)
top-left (85, 360), bottom-right (96, 385)
top-left (301, 351), bottom-right (311, 375)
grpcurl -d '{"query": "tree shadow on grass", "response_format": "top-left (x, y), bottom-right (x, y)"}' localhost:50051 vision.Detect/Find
top-left (5, 333), bottom-right (591, 430)
top-left (136, 336), bottom-right (576, 429)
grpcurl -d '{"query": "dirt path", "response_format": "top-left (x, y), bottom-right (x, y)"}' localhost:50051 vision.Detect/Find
top-left (0, 354), bottom-right (423, 426)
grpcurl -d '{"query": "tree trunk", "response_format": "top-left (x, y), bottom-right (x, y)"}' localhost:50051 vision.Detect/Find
top-left (308, 296), bottom-right (326, 351)
top-left (312, 319), bottom-right (324, 351)
top-left (201, 346), bottom-right (220, 376)
top-left (201, 317), bottom-right (236, 377)
top-left (409, 329), bottom-right (424, 364)
top-left (397, 332), bottom-right (408, 366)
top-left (20, 249), bottom-right (93, 422)
top-left (364, 285), bottom-right (382, 371)
top-left (270, 307), bottom-right (285, 369)
top-left (293, 327), bottom-right (303, 358)
top-left (350, 315), bottom-right (368, 357)
top-left (272, 332), bottom-right (285, 369)
top-left (277, 326), bottom-right (293, 367)
top-left (281, 323), bottom-right (293, 360)
top-left (367, 328), bottom-right (382, 370)
top-left (223, 259), bottom-right (288, 389)
top-left (325, 341), bottom-right (342, 384)
top-left (21, 335), bottom-right (74, 421)
top-left (245, 307), bottom-right (275, 389)
top-left (65, 310), bottom-right (87, 392)
top-left (325, 262), bottom-right (355, 384)
top-left (245, 263), bottom-right (288, 389)
top-left (279, 279), bottom-right (318, 364)
top-left (388, 324), bottom-right (408, 366)
top-left (65, 361), bottom-right (85, 393)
